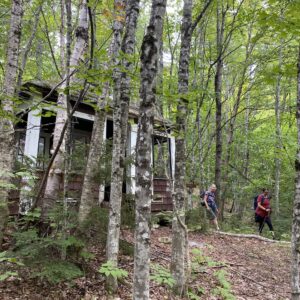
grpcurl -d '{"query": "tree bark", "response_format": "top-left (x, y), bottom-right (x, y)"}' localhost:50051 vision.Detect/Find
top-left (133, 1), bottom-right (166, 298)
top-left (105, 0), bottom-right (140, 292)
top-left (17, 5), bottom-right (42, 89)
top-left (291, 43), bottom-right (300, 300)
top-left (105, 1), bottom-right (128, 278)
top-left (171, 0), bottom-right (212, 294)
top-left (171, 0), bottom-right (192, 294)
top-left (78, 107), bottom-right (107, 222)
top-left (60, 0), bottom-right (66, 73)
top-left (0, 0), bottom-right (23, 248)
top-left (214, 0), bottom-right (225, 216)
top-left (79, 7), bottom-right (116, 223)
top-left (274, 42), bottom-right (283, 218)
top-left (42, 0), bottom-right (88, 217)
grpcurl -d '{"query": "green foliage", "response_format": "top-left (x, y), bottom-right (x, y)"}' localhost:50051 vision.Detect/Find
top-left (99, 261), bottom-right (128, 280)
top-left (186, 206), bottom-right (208, 233)
top-left (213, 270), bottom-right (236, 300)
top-left (0, 271), bottom-right (18, 282)
top-left (191, 248), bottom-right (223, 275)
top-left (187, 287), bottom-right (206, 300)
top-left (150, 264), bottom-right (175, 289)
top-left (12, 206), bottom-right (87, 284)
top-left (79, 206), bottom-right (109, 244)
top-left (32, 261), bottom-right (83, 284)
top-left (0, 251), bottom-right (23, 282)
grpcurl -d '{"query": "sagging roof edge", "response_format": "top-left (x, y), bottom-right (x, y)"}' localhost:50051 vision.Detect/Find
top-left (20, 80), bottom-right (174, 130)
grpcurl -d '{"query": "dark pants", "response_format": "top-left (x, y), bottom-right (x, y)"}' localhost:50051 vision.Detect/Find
top-left (256, 214), bottom-right (273, 233)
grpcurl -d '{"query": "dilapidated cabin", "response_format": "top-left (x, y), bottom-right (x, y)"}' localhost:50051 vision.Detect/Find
top-left (10, 81), bottom-right (175, 214)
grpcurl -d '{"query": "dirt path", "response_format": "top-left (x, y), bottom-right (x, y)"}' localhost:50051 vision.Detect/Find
top-left (0, 227), bottom-right (291, 299)
top-left (188, 230), bottom-right (291, 300)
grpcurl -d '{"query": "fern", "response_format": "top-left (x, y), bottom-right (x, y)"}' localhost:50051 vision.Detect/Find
top-left (213, 270), bottom-right (236, 300)
top-left (32, 261), bottom-right (83, 284)
top-left (150, 264), bottom-right (175, 288)
top-left (99, 261), bottom-right (128, 280)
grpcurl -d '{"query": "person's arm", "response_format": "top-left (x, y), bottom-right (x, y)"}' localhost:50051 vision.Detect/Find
top-left (204, 194), bottom-right (209, 210)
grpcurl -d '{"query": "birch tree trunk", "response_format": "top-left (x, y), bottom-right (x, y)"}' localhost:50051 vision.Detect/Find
top-left (0, 0), bottom-right (23, 247)
top-left (291, 43), bottom-right (300, 300)
top-left (42, 0), bottom-right (88, 217)
top-left (133, 1), bottom-right (166, 298)
top-left (171, 0), bottom-right (212, 294)
top-left (36, 39), bottom-right (43, 80)
top-left (79, 8), bottom-right (116, 223)
top-left (78, 106), bottom-right (106, 222)
top-left (171, 0), bottom-right (192, 294)
top-left (17, 5), bottom-right (42, 89)
top-left (105, 1), bottom-right (128, 275)
top-left (60, 0), bottom-right (66, 72)
top-left (274, 42), bottom-right (283, 218)
top-left (105, 0), bottom-right (140, 292)
top-left (214, 0), bottom-right (225, 215)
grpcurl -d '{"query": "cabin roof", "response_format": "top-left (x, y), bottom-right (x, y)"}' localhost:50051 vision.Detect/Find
top-left (20, 80), bottom-right (173, 130)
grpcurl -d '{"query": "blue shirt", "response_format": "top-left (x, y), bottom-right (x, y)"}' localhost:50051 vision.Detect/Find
top-left (205, 191), bottom-right (217, 208)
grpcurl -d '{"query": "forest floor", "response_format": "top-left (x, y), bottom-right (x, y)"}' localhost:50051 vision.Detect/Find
top-left (0, 226), bottom-right (291, 300)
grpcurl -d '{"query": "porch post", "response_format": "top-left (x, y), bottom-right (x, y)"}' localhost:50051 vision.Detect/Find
top-left (23, 109), bottom-right (42, 161)
top-left (19, 107), bottom-right (42, 214)
top-left (98, 117), bottom-right (107, 204)
top-left (128, 123), bottom-right (137, 194)
top-left (170, 136), bottom-right (176, 180)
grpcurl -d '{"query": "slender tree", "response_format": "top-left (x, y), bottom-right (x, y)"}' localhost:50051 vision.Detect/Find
top-left (0, 0), bottom-right (24, 247)
top-left (214, 0), bottom-right (225, 213)
top-left (274, 41), bottom-right (283, 217)
top-left (106, 0), bottom-right (140, 292)
top-left (133, 0), bottom-right (166, 298)
top-left (42, 0), bottom-right (88, 217)
top-left (171, 0), bottom-right (213, 294)
top-left (17, 5), bottom-right (42, 89)
top-left (291, 43), bottom-right (300, 300)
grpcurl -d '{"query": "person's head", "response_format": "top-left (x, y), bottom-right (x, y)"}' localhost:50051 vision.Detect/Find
top-left (263, 188), bottom-right (269, 196)
top-left (210, 184), bottom-right (217, 193)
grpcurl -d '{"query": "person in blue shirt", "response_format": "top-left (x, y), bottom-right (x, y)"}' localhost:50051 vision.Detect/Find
top-left (203, 184), bottom-right (220, 231)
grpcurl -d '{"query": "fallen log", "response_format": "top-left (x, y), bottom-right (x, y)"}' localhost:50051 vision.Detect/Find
top-left (215, 231), bottom-right (290, 244)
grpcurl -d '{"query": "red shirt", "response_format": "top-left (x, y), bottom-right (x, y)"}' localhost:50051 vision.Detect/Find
top-left (255, 194), bottom-right (271, 218)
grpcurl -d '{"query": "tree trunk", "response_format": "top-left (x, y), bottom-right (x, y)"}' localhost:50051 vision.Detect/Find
top-left (133, 1), bottom-right (166, 298)
top-left (105, 4), bottom-right (127, 288)
top-left (0, 0), bottom-right (23, 248)
top-left (274, 42), bottom-right (283, 218)
top-left (79, 8), bottom-right (116, 223)
top-left (42, 0), bottom-right (88, 217)
top-left (60, 0), bottom-right (65, 72)
top-left (171, 0), bottom-right (212, 294)
top-left (17, 5), bottom-right (42, 89)
top-left (36, 38), bottom-right (43, 80)
top-left (214, 0), bottom-right (225, 216)
top-left (105, 0), bottom-right (140, 292)
top-left (291, 43), bottom-right (300, 300)
top-left (171, 0), bottom-right (192, 294)
top-left (78, 107), bottom-right (107, 222)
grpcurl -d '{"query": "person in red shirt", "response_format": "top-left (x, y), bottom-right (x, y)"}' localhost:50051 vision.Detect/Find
top-left (255, 188), bottom-right (274, 238)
